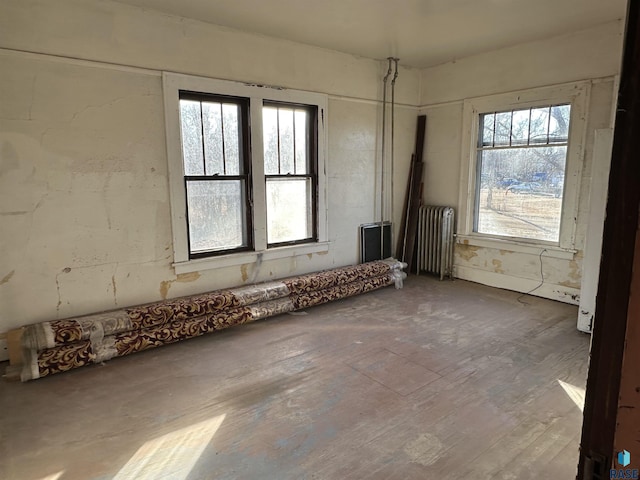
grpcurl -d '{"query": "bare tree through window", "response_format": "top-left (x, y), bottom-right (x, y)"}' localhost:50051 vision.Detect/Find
top-left (179, 92), bottom-right (252, 257)
top-left (475, 104), bottom-right (571, 242)
top-left (263, 103), bottom-right (317, 246)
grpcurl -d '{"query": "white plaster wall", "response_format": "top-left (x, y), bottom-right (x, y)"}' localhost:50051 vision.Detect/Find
top-left (0, 0), bottom-right (419, 333)
top-left (418, 21), bottom-right (624, 303)
top-left (422, 103), bottom-right (463, 208)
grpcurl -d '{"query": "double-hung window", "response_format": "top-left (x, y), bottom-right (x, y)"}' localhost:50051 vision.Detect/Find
top-left (475, 104), bottom-right (571, 243)
top-left (263, 103), bottom-right (317, 246)
top-left (163, 73), bottom-right (328, 273)
top-left (458, 82), bottom-right (588, 256)
top-left (179, 92), bottom-right (252, 257)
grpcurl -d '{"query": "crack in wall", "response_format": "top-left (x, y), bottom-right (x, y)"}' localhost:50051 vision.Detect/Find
top-left (111, 275), bottom-right (118, 306)
top-left (28, 74), bottom-right (36, 120)
top-left (54, 267), bottom-right (72, 316)
top-left (68, 93), bottom-right (157, 125)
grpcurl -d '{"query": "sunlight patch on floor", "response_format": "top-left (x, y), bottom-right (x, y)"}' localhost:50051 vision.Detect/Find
top-left (558, 379), bottom-right (585, 412)
top-left (114, 414), bottom-right (226, 480)
top-left (36, 472), bottom-right (64, 480)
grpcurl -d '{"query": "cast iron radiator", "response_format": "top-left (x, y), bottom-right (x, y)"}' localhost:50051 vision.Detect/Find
top-left (10, 259), bottom-right (407, 382)
top-left (416, 206), bottom-right (455, 280)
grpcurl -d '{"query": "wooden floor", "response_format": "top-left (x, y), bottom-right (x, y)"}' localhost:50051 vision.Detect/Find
top-left (0, 276), bottom-right (589, 480)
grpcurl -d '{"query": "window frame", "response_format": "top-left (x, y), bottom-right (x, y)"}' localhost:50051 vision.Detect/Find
top-left (179, 91), bottom-right (253, 258)
top-left (473, 103), bottom-right (571, 243)
top-left (457, 82), bottom-right (589, 258)
top-left (163, 72), bottom-right (329, 274)
top-left (262, 101), bottom-right (318, 248)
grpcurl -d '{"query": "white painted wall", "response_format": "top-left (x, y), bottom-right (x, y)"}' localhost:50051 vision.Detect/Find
top-left (0, 0), bottom-right (419, 334)
top-left (419, 20), bottom-right (624, 304)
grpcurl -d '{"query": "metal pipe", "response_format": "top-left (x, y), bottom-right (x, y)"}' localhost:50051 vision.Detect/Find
top-left (390, 58), bottom-right (399, 257)
top-left (381, 58), bottom-right (393, 260)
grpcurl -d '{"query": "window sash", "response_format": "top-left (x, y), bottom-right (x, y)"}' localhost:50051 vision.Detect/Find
top-left (179, 91), bottom-right (253, 258)
top-left (179, 91), bottom-right (249, 177)
top-left (265, 176), bottom-right (315, 247)
top-left (263, 102), bottom-right (318, 247)
top-left (472, 145), bottom-right (568, 243)
top-left (185, 177), bottom-right (252, 258)
top-left (472, 103), bottom-right (571, 245)
top-left (478, 104), bottom-right (571, 148)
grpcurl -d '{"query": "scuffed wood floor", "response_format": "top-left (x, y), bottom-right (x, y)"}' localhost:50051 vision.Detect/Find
top-left (0, 276), bottom-right (589, 480)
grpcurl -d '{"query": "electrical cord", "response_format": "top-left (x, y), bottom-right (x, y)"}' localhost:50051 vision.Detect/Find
top-left (517, 248), bottom-right (547, 305)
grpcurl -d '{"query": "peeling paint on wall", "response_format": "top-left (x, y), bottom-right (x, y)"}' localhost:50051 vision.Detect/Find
top-left (568, 259), bottom-right (581, 282)
top-left (160, 272), bottom-right (201, 299)
top-left (0, 270), bottom-right (15, 285)
top-left (559, 280), bottom-right (582, 289)
top-left (241, 264), bottom-right (249, 283)
top-left (159, 280), bottom-right (171, 300)
top-left (492, 259), bottom-right (505, 274)
top-left (554, 290), bottom-right (580, 302)
top-left (176, 272), bottom-right (200, 282)
top-left (456, 244), bottom-right (480, 261)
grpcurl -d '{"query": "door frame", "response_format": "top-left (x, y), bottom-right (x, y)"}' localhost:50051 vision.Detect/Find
top-left (578, 1), bottom-right (640, 478)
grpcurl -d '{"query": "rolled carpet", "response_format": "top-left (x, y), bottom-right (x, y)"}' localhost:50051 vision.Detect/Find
top-left (18, 260), bottom-right (406, 381)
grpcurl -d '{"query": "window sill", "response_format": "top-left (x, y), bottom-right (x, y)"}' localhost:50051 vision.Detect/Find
top-left (456, 234), bottom-right (576, 260)
top-left (172, 241), bottom-right (331, 275)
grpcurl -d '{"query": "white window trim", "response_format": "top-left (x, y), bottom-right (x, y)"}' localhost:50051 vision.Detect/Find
top-left (162, 72), bottom-right (329, 273)
top-left (457, 81), bottom-right (590, 255)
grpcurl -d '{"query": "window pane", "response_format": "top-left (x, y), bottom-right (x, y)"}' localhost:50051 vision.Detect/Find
top-left (179, 100), bottom-right (204, 175)
top-left (202, 102), bottom-right (224, 176)
top-left (266, 178), bottom-right (312, 244)
top-left (475, 146), bottom-right (567, 242)
top-left (529, 107), bottom-right (550, 144)
top-left (549, 105), bottom-right (571, 143)
top-left (263, 107), bottom-right (279, 175)
top-left (494, 112), bottom-right (511, 146)
top-left (222, 103), bottom-right (241, 175)
top-left (278, 108), bottom-right (295, 174)
top-left (481, 113), bottom-right (495, 147)
top-left (294, 110), bottom-right (308, 174)
top-left (510, 109), bottom-right (530, 145)
top-left (186, 180), bottom-right (247, 253)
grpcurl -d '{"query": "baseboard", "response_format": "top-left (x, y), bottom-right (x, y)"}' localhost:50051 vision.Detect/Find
top-left (454, 265), bottom-right (580, 305)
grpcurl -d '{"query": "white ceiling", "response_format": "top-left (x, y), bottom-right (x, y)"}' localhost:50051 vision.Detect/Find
top-left (113, 0), bottom-right (627, 68)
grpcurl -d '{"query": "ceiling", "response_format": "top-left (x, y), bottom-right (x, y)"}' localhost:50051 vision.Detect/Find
top-left (113, 0), bottom-right (627, 68)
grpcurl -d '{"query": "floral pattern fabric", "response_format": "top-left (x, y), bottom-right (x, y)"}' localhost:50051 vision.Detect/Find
top-left (20, 260), bottom-right (406, 381)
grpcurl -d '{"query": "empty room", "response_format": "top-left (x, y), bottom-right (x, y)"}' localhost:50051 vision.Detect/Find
top-left (1, 1), bottom-right (638, 479)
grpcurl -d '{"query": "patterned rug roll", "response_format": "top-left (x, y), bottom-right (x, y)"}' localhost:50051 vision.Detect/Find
top-left (18, 260), bottom-right (406, 381)
top-left (291, 274), bottom-right (393, 309)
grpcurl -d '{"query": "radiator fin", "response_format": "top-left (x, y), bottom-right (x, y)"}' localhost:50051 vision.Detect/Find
top-left (416, 206), bottom-right (455, 280)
